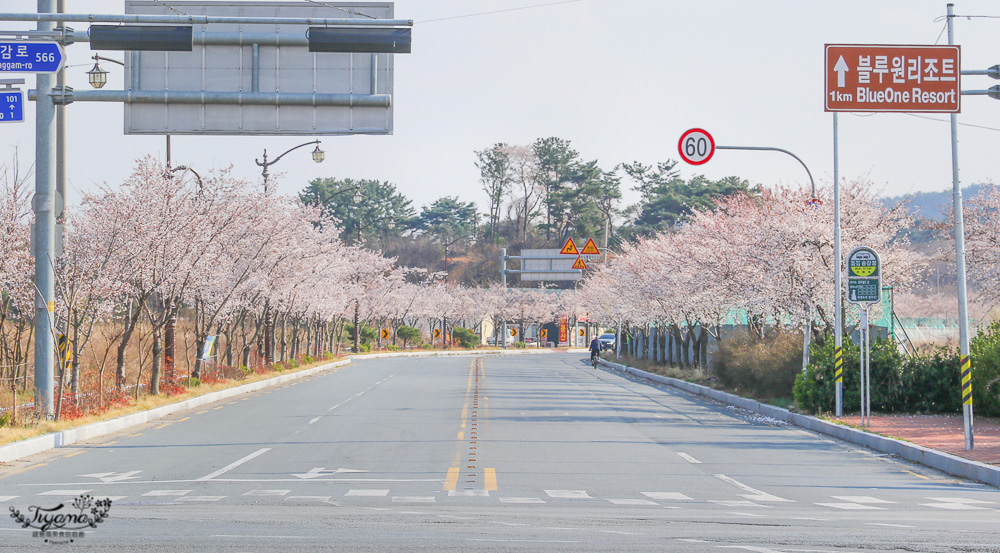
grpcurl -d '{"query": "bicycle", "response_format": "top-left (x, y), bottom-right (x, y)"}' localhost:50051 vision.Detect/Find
top-left (591, 351), bottom-right (599, 369)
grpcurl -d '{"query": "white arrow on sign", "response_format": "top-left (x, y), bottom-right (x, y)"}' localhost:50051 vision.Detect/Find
top-left (80, 471), bottom-right (142, 483)
top-left (292, 467), bottom-right (368, 479)
top-left (834, 55), bottom-right (849, 87)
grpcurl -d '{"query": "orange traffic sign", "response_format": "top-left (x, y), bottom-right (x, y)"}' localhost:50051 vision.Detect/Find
top-left (580, 238), bottom-right (600, 255)
top-left (540, 329), bottom-right (548, 339)
top-left (511, 328), bottom-right (518, 337)
top-left (572, 256), bottom-right (587, 270)
top-left (381, 329), bottom-right (390, 339)
top-left (434, 328), bottom-right (441, 338)
top-left (825, 44), bottom-right (960, 113)
top-left (559, 237), bottom-right (579, 255)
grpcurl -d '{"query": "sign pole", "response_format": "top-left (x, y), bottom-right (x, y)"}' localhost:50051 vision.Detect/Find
top-left (947, 2), bottom-right (974, 451)
top-left (834, 112), bottom-right (843, 417)
top-left (500, 248), bottom-right (507, 350)
top-left (33, 0), bottom-right (57, 419)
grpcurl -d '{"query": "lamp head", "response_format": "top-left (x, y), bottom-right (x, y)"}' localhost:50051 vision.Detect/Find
top-left (87, 60), bottom-right (108, 89)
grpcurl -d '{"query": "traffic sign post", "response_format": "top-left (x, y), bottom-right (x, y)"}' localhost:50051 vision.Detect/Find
top-left (0, 87), bottom-right (23, 123)
top-left (678, 128), bottom-right (715, 165)
top-left (0, 41), bottom-right (65, 73)
top-left (825, 44), bottom-right (961, 113)
top-left (846, 247), bottom-right (881, 428)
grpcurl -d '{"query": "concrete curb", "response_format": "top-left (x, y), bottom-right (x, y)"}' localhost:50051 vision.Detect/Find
top-left (0, 359), bottom-right (352, 464)
top-left (600, 359), bottom-right (1000, 488)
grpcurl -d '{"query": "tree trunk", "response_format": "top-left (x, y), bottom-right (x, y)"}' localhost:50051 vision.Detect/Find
top-left (150, 329), bottom-right (162, 395)
top-left (353, 302), bottom-right (360, 353)
top-left (116, 299), bottom-right (142, 390)
top-left (163, 298), bottom-right (176, 393)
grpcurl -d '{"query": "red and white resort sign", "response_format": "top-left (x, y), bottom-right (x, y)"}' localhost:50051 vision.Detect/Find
top-left (825, 44), bottom-right (960, 113)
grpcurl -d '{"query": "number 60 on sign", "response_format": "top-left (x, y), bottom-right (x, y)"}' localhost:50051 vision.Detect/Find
top-left (678, 128), bottom-right (715, 165)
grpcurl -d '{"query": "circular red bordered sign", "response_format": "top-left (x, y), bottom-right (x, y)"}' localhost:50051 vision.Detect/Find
top-left (678, 128), bottom-right (715, 165)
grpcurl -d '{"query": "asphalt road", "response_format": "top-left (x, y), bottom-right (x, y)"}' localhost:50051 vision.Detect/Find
top-left (1, 353), bottom-right (997, 552)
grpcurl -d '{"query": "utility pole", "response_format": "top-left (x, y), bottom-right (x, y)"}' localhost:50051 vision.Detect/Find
top-left (34, 0), bottom-right (57, 418)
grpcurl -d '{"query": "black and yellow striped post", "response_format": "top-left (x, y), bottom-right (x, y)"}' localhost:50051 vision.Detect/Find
top-left (834, 346), bottom-right (843, 416)
top-left (961, 355), bottom-right (973, 449)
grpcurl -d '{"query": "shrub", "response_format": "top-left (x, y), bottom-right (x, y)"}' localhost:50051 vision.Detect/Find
top-left (322, 351), bottom-right (334, 360)
top-left (514, 341), bottom-right (527, 349)
top-left (452, 327), bottom-right (480, 349)
top-left (386, 345), bottom-right (399, 351)
top-left (715, 332), bottom-right (803, 400)
top-left (794, 337), bottom-right (961, 415)
top-left (971, 320), bottom-right (1000, 417)
top-left (288, 358), bottom-right (300, 369)
top-left (181, 377), bottom-right (201, 388)
top-left (0, 411), bottom-right (10, 428)
top-left (359, 343), bottom-right (371, 353)
top-left (397, 326), bottom-right (421, 346)
top-left (302, 355), bottom-right (315, 365)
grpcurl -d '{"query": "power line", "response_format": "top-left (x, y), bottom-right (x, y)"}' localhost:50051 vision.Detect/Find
top-left (417, 0), bottom-right (586, 24)
top-left (850, 112), bottom-right (1000, 133)
top-left (304, 0), bottom-right (377, 19)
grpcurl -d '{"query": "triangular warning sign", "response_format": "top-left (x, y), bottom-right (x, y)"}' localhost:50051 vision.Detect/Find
top-left (572, 256), bottom-right (587, 270)
top-left (560, 237), bottom-right (579, 255)
top-left (581, 238), bottom-right (600, 255)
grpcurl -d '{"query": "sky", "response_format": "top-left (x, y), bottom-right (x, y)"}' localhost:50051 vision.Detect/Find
top-left (3, 0), bottom-right (1000, 218)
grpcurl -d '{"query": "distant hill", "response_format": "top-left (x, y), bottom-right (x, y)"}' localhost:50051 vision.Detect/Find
top-left (883, 184), bottom-right (988, 221)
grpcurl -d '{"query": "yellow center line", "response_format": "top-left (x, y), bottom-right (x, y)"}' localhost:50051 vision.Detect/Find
top-left (64, 451), bottom-right (85, 458)
top-left (457, 432), bottom-right (464, 440)
top-left (195, 410), bottom-right (208, 414)
top-left (484, 468), bottom-right (497, 491)
top-left (176, 417), bottom-right (190, 422)
top-left (155, 423), bottom-right (172, 429)
top-left (0, 462), bottom-right (48, 480)
top-left (444, 467), bottom-right (460, 490)
top-left (903, 470), bottom-right (930, 480)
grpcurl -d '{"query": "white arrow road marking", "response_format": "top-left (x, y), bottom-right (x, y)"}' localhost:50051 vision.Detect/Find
top-left (80, 471), bottom-right (142, 483)
top-left (714, 474), bottom-right (793, 502)
top-left (834, 55), bottom-right (850, 87)
top-left (196, 448), bottom-right (270, 481)
top-left (292, 467), bottom-right (369, 479)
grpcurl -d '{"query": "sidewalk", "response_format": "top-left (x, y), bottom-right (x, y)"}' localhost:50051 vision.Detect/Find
top-left (832, 414), bottom-right (1000, 466)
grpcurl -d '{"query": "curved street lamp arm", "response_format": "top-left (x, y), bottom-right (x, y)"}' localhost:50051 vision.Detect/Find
top-left (716, 145), bottom-right (816, 198)
top-left (256, 139), bottom-right (320, 168)
top-left (92, 54), bottom-right (125, 66)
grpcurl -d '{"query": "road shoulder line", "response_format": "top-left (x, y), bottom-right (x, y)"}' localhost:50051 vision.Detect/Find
top-left (599, 358), bottom-right (1000, 488)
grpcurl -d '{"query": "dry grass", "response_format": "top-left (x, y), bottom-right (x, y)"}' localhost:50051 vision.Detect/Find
top-left (0, 356), bottom-right (345, 447)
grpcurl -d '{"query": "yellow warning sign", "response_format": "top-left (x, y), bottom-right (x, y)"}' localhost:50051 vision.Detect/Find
top-left (434, 328), bottom-right (441, 338)
top-left (511, 328), bottom-right (518, 337)
top-left (539, 329), bottom-right (548, 339)
top-left (580, 238), bottom-right (600, 255)
top-left (559, 237), bottom-right (579, 255)
top-left (381, 329), bottom-right (390, 339)
top-left (572, 256), bottom-right (587, 270)
top-left (579, 328), bottom-right (586, 337)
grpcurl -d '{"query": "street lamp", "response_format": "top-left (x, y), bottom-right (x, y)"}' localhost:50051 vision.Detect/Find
top-left (255, 139), bottom-right (325, 193)
top-left (86, 54), bottom-right (124, 89)
top-left (355, 215), bottom-right (395, 244)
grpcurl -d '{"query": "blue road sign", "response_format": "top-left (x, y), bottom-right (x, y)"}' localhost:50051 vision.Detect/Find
top-left (0, 41), bottom-right (65, 74)
top-left (0, 90), bottom-right (24, 123)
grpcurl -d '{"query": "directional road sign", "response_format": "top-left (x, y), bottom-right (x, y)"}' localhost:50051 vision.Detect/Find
top-left (825, 44), bottom-right (960, 113)
top-left (678, 128), bottom-right (715, 165)
top-left (0, 90), bottom-right (24, 123)
top-left (0, 41), bottom-right (65, 74)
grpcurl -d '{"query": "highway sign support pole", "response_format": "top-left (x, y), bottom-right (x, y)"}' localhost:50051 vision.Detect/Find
top-left (834, 112), bottom-right (843, 417)
top-left (500, 248), bottom-right (507, 350)
top-left (34, 0), bottom-right (56, 419)
top-left (947, 3), bottom-right (974, 450)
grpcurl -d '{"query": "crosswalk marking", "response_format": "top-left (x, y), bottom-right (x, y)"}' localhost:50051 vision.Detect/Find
top-left (38, 490), bottom-right (92, 496)
top-left (925, 497), bottom-right (995, 504)
top-left (243, 490), bottom-right (291, 496)
top-left (392, 496), bottom-right (435, 503)
top-left (641, 492), bottom-right (692, 501)
top-left (545, 490), bottom-right (591, 499)
top-left (920, 502), bottom-right (992, 510)
top-left (143, 490), bottom-right (191, 497)
top-left (831, 496), bottom-right (896, 504)
top-left (606, 499), bottom-right (658, 506)
top-left (499, 497), bottom-right (545, 504)
top-left (176, 496), bottom-right (226, 502)
top-left (709, 500), bottom-right (769, 508)
top-left (448, 490), bottom-right (490, 497)
top-left (714, 474), bottom-right (794, 503)
top-left (284, 496), bottom-right (331, 502)
top-left (816, 502), bottom-right (886, 510)
top-left (345, 489), bottom-right (389, 497)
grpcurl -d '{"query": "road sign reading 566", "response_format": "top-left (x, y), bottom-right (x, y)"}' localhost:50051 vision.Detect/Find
top-left (678, 128), bottom-right (715, 165)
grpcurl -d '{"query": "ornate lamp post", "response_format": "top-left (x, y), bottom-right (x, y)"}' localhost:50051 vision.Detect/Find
top-left (255, 140), bottom-right (325, 192)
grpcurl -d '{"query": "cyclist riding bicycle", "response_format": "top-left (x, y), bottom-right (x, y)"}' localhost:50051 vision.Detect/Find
top-left (589, 336), bottom-right (602, 367)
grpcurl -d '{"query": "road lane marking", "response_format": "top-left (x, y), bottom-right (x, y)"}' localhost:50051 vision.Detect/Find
top-left (831, 495), bottom-right (895, 504)
top-left (920, 502), bottom-right (992, 510)
top-left (443, 467), bottom-right (460, 490)
top-left (676, 452), bottom-right (702, 464)
top-left (815, 502), bottom-right (886, 510)
top-left (196, 410), bottom-right (208, 414)
top-left (38, 490), bottom-right (92, 496)
top-left (642, 492), bottom-right (692, 501)
top-left (154, 424), bottom-right (172, 429)
top-left (0, 496), bottom-right (19, 502)
top-left (607, 499), bottom-right (658, 505)
top-left (64, 451), bottom-right (85, 458)
top-left (925, 497), bottom-right (995, 504)
top-left (345, 490), bottom-right (389, 497)
top-left (177, 496), bottom-right (226, 502)
top-left (544, 490), bottom-right (591, 499)
top-left (714, 474), bottom-right (793, 502)
top-left (244, 490), bottom-right (291, 496)
top-left (449, 490), bottom-right (489, 497)
top-left (284, 496), bottom-right (331, 502)
top-left (903, 469), bottom-right (930, 480)
top-left (392, 496), bottom-right (435, 503)
top-left (499, 497), bottom-right (545, 504)
top-left (176, 417), bottom-right (190, 422)
top-left (143, 490), bottom-right (191, 497)
top-left (484, 468), bottom-right (497, 491)
top-left (328, 404), bottom-right (341, 411)
top-left (710, 500), bottom-right (769, 508)
top-left (308, 417), bottom-right (320, 425)
top-left (867, 523), bottom-right (915, 528)
top-left (196, 448), bottom-right (271, 481)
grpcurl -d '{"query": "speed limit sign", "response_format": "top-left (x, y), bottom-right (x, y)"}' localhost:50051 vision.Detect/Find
top-left (678, 128), bottom-right (715, 165)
